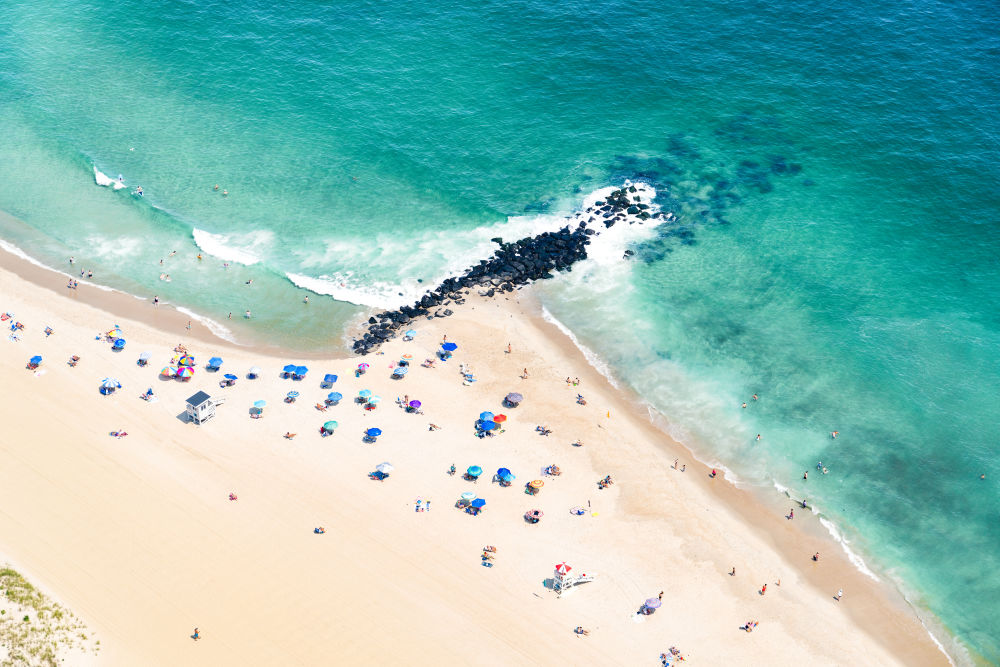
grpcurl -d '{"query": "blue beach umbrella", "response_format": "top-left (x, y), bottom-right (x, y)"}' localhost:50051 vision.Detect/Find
top-left (441, 342), bottom-right (458, 352)
top-left (283, 364), bottom-right (297, 374)
top-left (208, 357), bottom-right (223, 368)
top-left (366, 428), bottom-right (382, 437)
top-left (393, 367), bottom-right (408, 376)
top-left (323, 374), bottom-right (338, 384)
top-left (467, 465), bottom-right (483, 477)
top-left (470, 498), bottom-right (486, 508)
top-left (224, 373), bottom-right (238, 380)
top-left (479, 420), bottom-right (497, 431)
top-left (295, 365), bottom-right (308, 375)
top-left (496, 467), bottom-right (512, 480)
top-left (253, 400), bottom-right (266, 408)
top-left (327, 392), bottom-right (343, 402)
top-left (405, 329), bottom-right (417, 338)
top-left (112, 338), bottom-right (126, 349)
top-left (29, 355), bottom-right (42, 365)
top-left (358, 389), bottom-right (372, 399)
top-left (287, 391), bottom-right (299, 399)
top-left (479, 411), bottom-right (494, 422)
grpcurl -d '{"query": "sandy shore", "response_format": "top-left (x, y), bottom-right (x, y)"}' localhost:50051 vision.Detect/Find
top-left (0, 249), bottom-right (949, 666)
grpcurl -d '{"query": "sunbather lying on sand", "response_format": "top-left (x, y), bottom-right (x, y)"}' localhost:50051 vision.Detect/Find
top-left (284, 432), bottom-right (296, 439)
top-left (315, 403), bottom-right (327, 411)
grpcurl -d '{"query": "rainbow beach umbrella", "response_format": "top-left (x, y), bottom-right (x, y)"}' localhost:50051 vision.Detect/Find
top-left (160, 366), bottom-right (177, 377)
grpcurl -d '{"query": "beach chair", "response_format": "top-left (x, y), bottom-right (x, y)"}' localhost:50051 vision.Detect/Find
top-left (68, 355), bottom-right (80, 367)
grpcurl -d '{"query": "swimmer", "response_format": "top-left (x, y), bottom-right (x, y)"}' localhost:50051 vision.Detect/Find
top-left (741, 402), bottom-right (747, 408)
top-left (169, 250), bottom-right (177, 257)
top-left (135, 186), bottom-right (143, 196)
top-left (755, 434), bottom-right (761, 441)
top-left (223, 262), bottom-right (230, 269)
top-left (222, 189), bottom-right (228, 196)
top-left (245, 279), bottom-right (253, 286)
top-left (197, 253), bottom-right (202, 260)
top-left (831, 431), bottom-right (839, 439)
top-left (303, 295), bottom-right (309, 304)
top-left (214, 184), bottom-right (219, 191)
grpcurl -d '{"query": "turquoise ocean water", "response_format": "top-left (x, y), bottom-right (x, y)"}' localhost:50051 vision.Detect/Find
top-left (1, 0), bottom-right (997, 660)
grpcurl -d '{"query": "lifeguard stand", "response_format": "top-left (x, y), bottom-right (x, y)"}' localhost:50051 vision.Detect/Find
top-left (553, 562), bottom-right (596, 597)
top-left (185, 391), bottom-right (224, 424)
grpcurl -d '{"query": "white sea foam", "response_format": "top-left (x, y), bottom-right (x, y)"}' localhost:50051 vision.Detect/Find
top-left (540, 305), bottom-right (620, 388)
top-left (0, 239), bottom-right (131, 296)
top-left (286, 272), bottom-right (422, 310)
top-left (93, 166), bottom-right (126, 190)
top-left (191, 228), bottom-right (272, 266)
top-left (288, 181), bottom-right (666, 311)
top-left (174, 306), bottom-right (238, 344)
top-left (818, 517), bottom-right (880, 581)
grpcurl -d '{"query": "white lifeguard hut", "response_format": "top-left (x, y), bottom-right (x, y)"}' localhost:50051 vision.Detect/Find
top-left (553, 561), bottom-right (596, 597)
top-left (185, 390), bottom-right (224, 425)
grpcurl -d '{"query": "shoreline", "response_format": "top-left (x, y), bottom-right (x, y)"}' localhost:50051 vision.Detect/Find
top-left (0, 241), bottom-right (957, 664)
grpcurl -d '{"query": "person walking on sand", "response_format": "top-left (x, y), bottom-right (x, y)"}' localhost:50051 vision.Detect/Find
top-left (658, 591), bottom-right (664, 601)
top-left (730, 567), bottom-right (736, 576)
top-left (153, 295), bottom-right (159, 307)
top-left (788, 508), bottom-right (794, 520)
top-left (761, 583), bottom-right (767, 595)
top-left (521, 368), bottom-right (529, 378)
top-left (506, 343), bottom-right (511, 354)
top-left (835, 588), bottom-right (843, 601)
top-left (193, 627), bottom-right (200, 641)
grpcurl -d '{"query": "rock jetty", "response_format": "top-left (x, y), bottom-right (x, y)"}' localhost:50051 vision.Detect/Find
top-left (351, 183), bottom-right (675, 355)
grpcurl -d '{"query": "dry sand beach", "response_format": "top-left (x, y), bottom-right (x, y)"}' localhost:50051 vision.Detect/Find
top-left (0, 251), bottom-right (947, 666)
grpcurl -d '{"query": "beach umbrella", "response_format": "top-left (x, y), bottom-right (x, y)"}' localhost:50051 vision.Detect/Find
top-left (497, 467), bottom-right (513, 482)
top-left (358, 389), bottom-right (372, 399)
top-left (178, 355), bottom-right (195, 367)
top-left (479, 411), bottom-right (495, 422)
top-left (248, 366), bottom-right (262, 377)
top-left (376, 462), bottom-right (394, 474)
top-left (112, 338), bottom-right (126, 349)
top-left (208, 356), bottom-right (223, 367)
top-left (286, 391), bottom-right (299, 399)
top-left (101, 377), bottom-right (120, 389)
top-left (327, 392), bottom-right (343, 402)
top-left (107, 327), bottom-right (123, 338)
top-left (644, 598), bottom-right (662, 610)
top-left (441, 342), bottom-right (457, 352)
top-left (366, 428), bottom-right (382, 437)
top-left (323, 374), bottom-right (338, 384)
top-left (392, 367), bottom-right (408, 376)
top-left (529, 479), bottom-right (545, 489)
top-left (295, 365), bottom-right (308, 376)
top-left (555, 562), bottom-right (572, 575)
top-left (405, 329), bottom-right (416, 338)
top-left (460, 492), bottom-right (477, 501)
top-left (223, 373), bottom-right (238, 380)
top-left (401, 354), bottom-right (413, 361)
top-left (467, 465), bottom-right (483, 477)
top-left (138, 351), bottom-right (151, 361)
top-left (470, 498), bottom-right (486, 508)
top-left (160, 366), bottom-right (176, 377)
top-left (283, 364), bottom-right (297, 374)
top-left (29, 355), bottom-right (41, 365)
top-left (176, 366), bottom-right (195, 378)
top-left (408, 400), bottom-right (421, 408)
top-left (323, 421), bottom-right (339, 431)
top-left (493, 414), bottom-right (507, 423)
top-left (479, 420), bottom-right (497, 431)
top-left (505, 392), bottom-right (523, 404)
top-left (369, 396), bottom-right (382, 404)
top-left (526, 509), bottom-right (544, 520)
top-left (358, 363), bottom-right (369, 370)
top-left (253, 400), bottom-right (266, 408)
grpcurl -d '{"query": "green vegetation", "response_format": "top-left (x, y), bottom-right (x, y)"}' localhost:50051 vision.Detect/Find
top-left (0, 567), bottom-right (98, 666)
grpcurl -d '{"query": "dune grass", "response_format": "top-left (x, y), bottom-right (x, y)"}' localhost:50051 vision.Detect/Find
top-left (0, 567), bottom-right (97, 666)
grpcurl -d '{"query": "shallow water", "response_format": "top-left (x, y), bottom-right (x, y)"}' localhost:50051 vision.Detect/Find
top-left (0, 0), bottom-right (997, 659)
